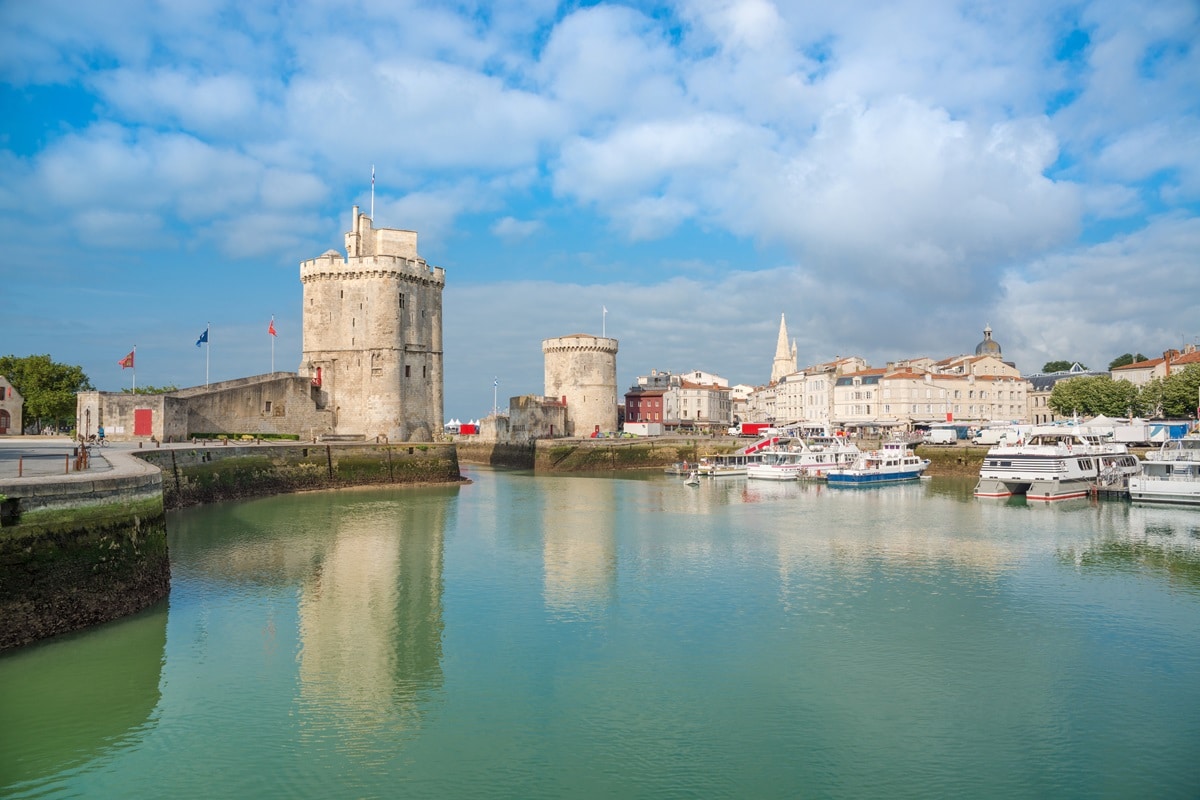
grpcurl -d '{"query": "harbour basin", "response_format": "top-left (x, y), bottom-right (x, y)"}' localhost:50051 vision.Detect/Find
top-left (2, 468), bottom-right (1199, 799)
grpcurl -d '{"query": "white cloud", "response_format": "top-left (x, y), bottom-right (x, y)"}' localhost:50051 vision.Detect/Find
top-left (1000, 215), bottom-right (1200, 370)
top-left (284, 55), bottom-right (565, 173)
top-left (491, 216), bottom-right (543, 241)
top-left (91, 69), bottom-right (270, 138)
top-left (535, 5), bottom-right (684, 121)
top-left (3, 0), bottom-right (1199, 409)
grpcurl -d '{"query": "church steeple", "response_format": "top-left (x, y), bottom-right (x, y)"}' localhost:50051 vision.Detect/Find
top-left (771, 313), bottom-right (798, 383)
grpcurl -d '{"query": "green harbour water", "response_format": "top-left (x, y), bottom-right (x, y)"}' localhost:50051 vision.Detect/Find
top-left (2, 467), bottom-right (1199, 798)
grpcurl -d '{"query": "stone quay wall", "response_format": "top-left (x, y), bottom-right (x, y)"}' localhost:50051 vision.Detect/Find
top-left (455, 441), bottom-right (538, 469)
top-left (138, 442), bottom-right (463, 509)
top-left (0, 466), bottom-right (169, 653)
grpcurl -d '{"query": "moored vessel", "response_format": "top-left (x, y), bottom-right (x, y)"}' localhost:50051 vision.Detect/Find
top-left (1128, 434), bottom-right (1200, 506)
top-left (746, 437), bottom-right (860, 481)
top-left (826, 441), bottom-right (929, 486)
top-left (974, 427), bottom-right (1140, 501)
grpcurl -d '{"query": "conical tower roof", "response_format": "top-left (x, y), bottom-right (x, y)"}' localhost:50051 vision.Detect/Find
top-left (771, 313), bottom-right (798, 383)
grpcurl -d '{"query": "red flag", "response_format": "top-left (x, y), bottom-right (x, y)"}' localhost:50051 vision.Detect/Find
top-left (268, 318), bottom-right (277, 336)
top-left (118, 351), bottom-right (135, 369)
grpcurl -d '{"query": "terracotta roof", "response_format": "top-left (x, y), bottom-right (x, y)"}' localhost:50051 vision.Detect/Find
top-left (1112, 358), bottom-right (1162, 371)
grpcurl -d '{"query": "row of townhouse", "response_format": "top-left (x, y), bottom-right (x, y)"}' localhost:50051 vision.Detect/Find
top-left (744, 353), bottom-right (1031, 432)
top-left (1109, 346), bottom-right (1200, 386)
top-left (623, 341), bottom-right (1197, 437)
top-left (624, 370), bottom-right (734, 431)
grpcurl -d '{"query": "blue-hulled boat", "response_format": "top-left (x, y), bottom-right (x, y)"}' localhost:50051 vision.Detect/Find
top-left (827, 441), bottom-right (929, 486)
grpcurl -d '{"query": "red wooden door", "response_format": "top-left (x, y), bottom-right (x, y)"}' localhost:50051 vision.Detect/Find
top-left (134, 408), bottom-right (153, 436)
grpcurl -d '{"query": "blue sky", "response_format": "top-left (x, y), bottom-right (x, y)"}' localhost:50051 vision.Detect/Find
top-left (1, 0), bottom-right (1197, 422)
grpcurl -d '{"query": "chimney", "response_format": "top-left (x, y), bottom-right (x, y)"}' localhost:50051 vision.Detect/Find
top-left (1164, 349), bottom-right (1179, 376)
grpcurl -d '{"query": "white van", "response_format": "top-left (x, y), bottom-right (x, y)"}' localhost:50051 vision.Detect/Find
top-left (923, 428), bottom-right (958, 445)
top-left (974, 428), bottom-right (1012, 446)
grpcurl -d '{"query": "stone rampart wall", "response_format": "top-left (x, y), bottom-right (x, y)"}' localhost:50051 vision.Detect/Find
top-left (184, 376), bottom-right (334, 439)
top-left (138, 442), bottom-right (462, 508)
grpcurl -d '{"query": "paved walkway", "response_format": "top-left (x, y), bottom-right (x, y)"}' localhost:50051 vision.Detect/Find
top-left (0, 435), bottom-right (321, 482)
top-left (0, 436), bottom-right (116, 479)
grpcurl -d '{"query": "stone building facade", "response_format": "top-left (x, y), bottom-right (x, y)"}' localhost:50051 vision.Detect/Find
top-left (543, 334), bottom-right (619, 437)
top-left (301, 207), bottom-right (445, 441)
top-left (0, 376), bottom-right (23, 435)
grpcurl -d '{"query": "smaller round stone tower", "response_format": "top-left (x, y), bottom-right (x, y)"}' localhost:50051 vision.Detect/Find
top-left (543, 334), bottom-right (619, 437)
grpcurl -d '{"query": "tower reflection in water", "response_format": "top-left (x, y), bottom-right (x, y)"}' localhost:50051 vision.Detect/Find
top-left (294, 489), bottom-right (449, 751)
top-left (539, 476), bottom-right (618, 621)
top-left (169, 484), bottom-right (454, 760)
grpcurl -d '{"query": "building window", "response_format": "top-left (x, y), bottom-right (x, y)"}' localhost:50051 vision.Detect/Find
top-left (405, 365), bottom-right (411, 378)
top-left (399, 293), bottom-right (405, 308)
top-left (264, 401), bottom-right (272, 414)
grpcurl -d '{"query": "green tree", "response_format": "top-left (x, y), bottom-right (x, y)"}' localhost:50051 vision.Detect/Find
top-left (1138, 377), bottom-right (1165, 418)
top-left (1108, 353), bottom-right (1148, 369)
top-left (1048, 376), bottom-right (1140, 417)
top-left (1161, 365), bottom-right (1200, 418)
top-left (0, 354), bottom-right (93, 432)
top-left (1042, 360), bottom-right (1085, 373)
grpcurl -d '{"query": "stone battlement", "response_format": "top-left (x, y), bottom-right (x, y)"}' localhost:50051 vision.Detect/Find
top-left (300, 254), bottom-right (445, 285)
top-left (542, 335), bottom-right (619, 354)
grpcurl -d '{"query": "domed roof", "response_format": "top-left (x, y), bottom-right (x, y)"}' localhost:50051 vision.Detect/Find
top-left (975, 325), bottom-right (1002, 357)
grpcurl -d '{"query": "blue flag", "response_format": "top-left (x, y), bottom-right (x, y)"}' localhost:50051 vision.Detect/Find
top-left (196, 329), bottom-right (208, 347)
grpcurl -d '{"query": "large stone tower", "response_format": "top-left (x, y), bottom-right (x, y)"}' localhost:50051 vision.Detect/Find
top-left (300, 207), bottom-right (444, 441)
top-left (542, 334), bottom-right (619, 437)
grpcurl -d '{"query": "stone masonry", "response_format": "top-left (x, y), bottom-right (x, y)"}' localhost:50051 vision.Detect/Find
top-left (301, 207), bottom-right (445, 441)
top-left (543, 334), bottom-right (619, 437)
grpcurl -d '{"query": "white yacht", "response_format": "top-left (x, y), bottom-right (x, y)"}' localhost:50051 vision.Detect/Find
top-left (746, 437), bottom-right (860, 481)
top-left (974, 427), bottom-right (1140, 501)
top-left (826, 441), bottom-right (929, 486)
top-left (1128, 435), bottom-right (1200, 506)
top-left (697, 434), bottom-right (782, 477)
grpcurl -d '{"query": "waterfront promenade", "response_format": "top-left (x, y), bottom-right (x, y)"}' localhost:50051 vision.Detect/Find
top-left (0, 435), bottom-right (117, 478)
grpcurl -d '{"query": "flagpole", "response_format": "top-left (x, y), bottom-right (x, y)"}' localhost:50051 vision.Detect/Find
top-left (206, 323), bottom-right (210, 387)
top-left (371, 165), bottom-right (375, 219)
top-left (132, 345), bottom-right (137, 393)
top-left (270, 316), bottom-right (275, 373)
top-left (493, 377), bottom-right (498, 417)
top-left (602, 306), bottom-right (607, 337)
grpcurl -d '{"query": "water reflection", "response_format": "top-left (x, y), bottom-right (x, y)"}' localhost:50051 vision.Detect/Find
top-left (7, 472), bottom-right (1200, 799)
top-left (1058, 502), bottom-right (1200, 593)
top-left (539, 476), bottom-right (617, 621)
top-left (169, 485), bottom-right (454, 753)
top-left (0, 604), bottom-right (167, 788)
top-left (295, 493), bottom-right (447, 747)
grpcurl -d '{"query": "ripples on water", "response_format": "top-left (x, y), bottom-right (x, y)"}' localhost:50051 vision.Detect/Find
top-left (2, 471), bottom-right (1199, 799)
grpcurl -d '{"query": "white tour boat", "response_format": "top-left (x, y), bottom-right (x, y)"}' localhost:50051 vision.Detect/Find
top-left (745, 437), bottom-right (860, 481)
top-left (974, 427), bottom-right (1140, 501)
top-left (697, 435), bottom-right (780, 477)
top-left (1128, 434), bottom-right (1200, 506)
top-left (826, 441), bottom-right (929, 486)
